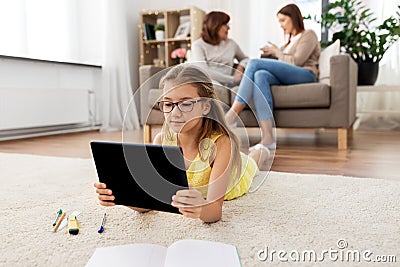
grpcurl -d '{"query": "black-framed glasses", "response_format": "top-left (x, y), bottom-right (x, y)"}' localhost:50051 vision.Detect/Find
top-left (157, 99), bottom-right (203, 113)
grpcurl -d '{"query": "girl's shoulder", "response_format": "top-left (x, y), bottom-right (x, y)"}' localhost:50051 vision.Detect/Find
top-left (201, 133), bottom-right (230, 151)
top-left (212, 133), bottom-right (231, 147)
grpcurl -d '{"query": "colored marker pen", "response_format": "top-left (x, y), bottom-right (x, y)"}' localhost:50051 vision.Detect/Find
top-left (53, 212), bottom-right (66, 232)
top-left (98, 212), bottom-right (106, 233)
top-left (52, 209), bottom-right (63, 226)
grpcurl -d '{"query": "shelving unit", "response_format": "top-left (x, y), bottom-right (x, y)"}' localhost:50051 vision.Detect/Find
top-left (138, 6), bottom-right (205, 67)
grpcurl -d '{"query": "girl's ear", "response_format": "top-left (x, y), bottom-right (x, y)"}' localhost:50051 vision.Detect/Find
top-left (202, 100), bottom-right (211, 116)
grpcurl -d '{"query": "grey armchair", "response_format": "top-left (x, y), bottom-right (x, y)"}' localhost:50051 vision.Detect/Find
top-left (139, 54), bottom-right (357, 149)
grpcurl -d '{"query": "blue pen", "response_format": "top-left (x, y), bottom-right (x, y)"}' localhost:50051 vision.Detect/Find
top-left (98, 212), bottom-right (106, 233)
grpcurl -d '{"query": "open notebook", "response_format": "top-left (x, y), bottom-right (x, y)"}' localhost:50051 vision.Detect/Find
top-left (85, 239), bottom-right (241, 267)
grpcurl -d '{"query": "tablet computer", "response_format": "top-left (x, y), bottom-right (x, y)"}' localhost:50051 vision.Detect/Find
top-left (90, 141), bottom-right (188, 214)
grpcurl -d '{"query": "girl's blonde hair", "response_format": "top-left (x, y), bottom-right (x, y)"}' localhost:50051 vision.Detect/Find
top-left (159, 64), bottom-right (242, 186)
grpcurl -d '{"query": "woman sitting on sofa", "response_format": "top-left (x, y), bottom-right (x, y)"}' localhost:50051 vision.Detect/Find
top-left (225, 3), bottom-right (320, 164)
top-left (191, 11), bottom-right (248, 86)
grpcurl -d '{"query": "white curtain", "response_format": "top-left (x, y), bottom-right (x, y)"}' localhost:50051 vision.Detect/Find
top-left (356, 0), bottom-right (400, 130)
top-left (101, 0), bottom-right (140, 131)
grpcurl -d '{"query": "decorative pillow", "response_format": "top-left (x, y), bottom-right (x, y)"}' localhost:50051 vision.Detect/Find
top-left (318, 40), bottom-right (340, 85)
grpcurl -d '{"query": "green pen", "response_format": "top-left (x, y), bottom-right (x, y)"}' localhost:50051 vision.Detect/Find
top-left (52, 209), bottom-right (63, 226)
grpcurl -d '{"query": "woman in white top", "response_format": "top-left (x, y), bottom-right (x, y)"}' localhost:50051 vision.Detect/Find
top-left (191, 11), bottom-right (249, 85)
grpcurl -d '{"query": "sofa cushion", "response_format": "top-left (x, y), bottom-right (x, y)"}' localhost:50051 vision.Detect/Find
top-left (271, 83), bottom-right (330, 108)
top-left (319, 40), bottom-right (340, 85)
top-left (230, 83), bottom-right (330, 109)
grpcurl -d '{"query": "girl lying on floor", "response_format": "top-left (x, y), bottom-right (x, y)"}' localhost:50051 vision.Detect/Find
top-left (95, 64), bottom-right (261, 223)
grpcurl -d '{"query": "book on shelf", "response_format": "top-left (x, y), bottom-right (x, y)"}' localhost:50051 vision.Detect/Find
top-left (142, 23), bottom-right (155, 40)
top-left (85, 239), bottom-right (241, 267)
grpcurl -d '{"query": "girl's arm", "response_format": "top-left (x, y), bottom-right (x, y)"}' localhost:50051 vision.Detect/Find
top-left (172, 135), bottom-right (232, 223)
top-left (153, 132), bottom-right (162, 145)
top-left (94, 182), bottom-right (151, 213)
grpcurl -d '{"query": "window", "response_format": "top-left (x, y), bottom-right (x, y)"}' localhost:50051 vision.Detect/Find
top-left (295, 0), bottom-right (323, 41)
top-left (0, 0), bottom-right (103, 65)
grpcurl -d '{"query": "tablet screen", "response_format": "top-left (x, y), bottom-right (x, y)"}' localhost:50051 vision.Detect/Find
top-left (91, 141), bottom-right (188, 214)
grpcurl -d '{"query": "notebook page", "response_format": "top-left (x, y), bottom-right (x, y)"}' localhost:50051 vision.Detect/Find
top-left (85, 243), bottom-right (167, 267)
top-left (164, 239), bottom-right (241, 267)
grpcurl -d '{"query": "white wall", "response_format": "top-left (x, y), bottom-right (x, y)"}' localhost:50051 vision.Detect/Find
top-left (0, 56), bottom-right (102, 136)
top-left (222, 0), bottom-right (293, 58)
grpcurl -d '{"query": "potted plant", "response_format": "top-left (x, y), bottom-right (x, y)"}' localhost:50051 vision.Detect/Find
top-left (154, 24), bottom-right (165, 40)
top-left (320, 0), bottom-right (400, 85)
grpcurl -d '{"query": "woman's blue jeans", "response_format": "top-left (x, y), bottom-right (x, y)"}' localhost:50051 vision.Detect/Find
top-left (235, 58), bottom-right (317, 121)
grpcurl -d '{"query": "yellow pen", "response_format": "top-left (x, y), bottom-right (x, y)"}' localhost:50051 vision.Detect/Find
top-left (53, 212), bottom-right (66, 232)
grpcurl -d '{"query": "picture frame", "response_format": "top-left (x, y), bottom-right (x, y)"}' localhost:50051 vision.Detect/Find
top-left (174, 21), bottom-right (191, 39)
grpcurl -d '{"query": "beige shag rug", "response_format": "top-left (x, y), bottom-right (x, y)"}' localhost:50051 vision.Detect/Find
top-left (0, 152), bottom-right (399, 267)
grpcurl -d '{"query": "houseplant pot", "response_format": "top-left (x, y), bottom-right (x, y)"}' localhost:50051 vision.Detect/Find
top-left (320, 0), bottom-right (400, 85)
top-left (154, 24), bottom-right (165, 41)
top-left (357, 61), bottom-right (379, 86)
top-left (155, 31), bottom-right (164, 40)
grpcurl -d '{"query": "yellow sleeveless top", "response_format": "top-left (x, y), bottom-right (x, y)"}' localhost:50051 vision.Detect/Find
top-left (162, 133), bottom-right (259, 200)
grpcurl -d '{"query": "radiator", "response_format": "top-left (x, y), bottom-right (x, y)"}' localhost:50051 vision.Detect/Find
top-left (0, 88), bottom-right (90, 130)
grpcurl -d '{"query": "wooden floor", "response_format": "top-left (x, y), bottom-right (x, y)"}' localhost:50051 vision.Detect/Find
top-left (1, 128), bottom-right (399, 181)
